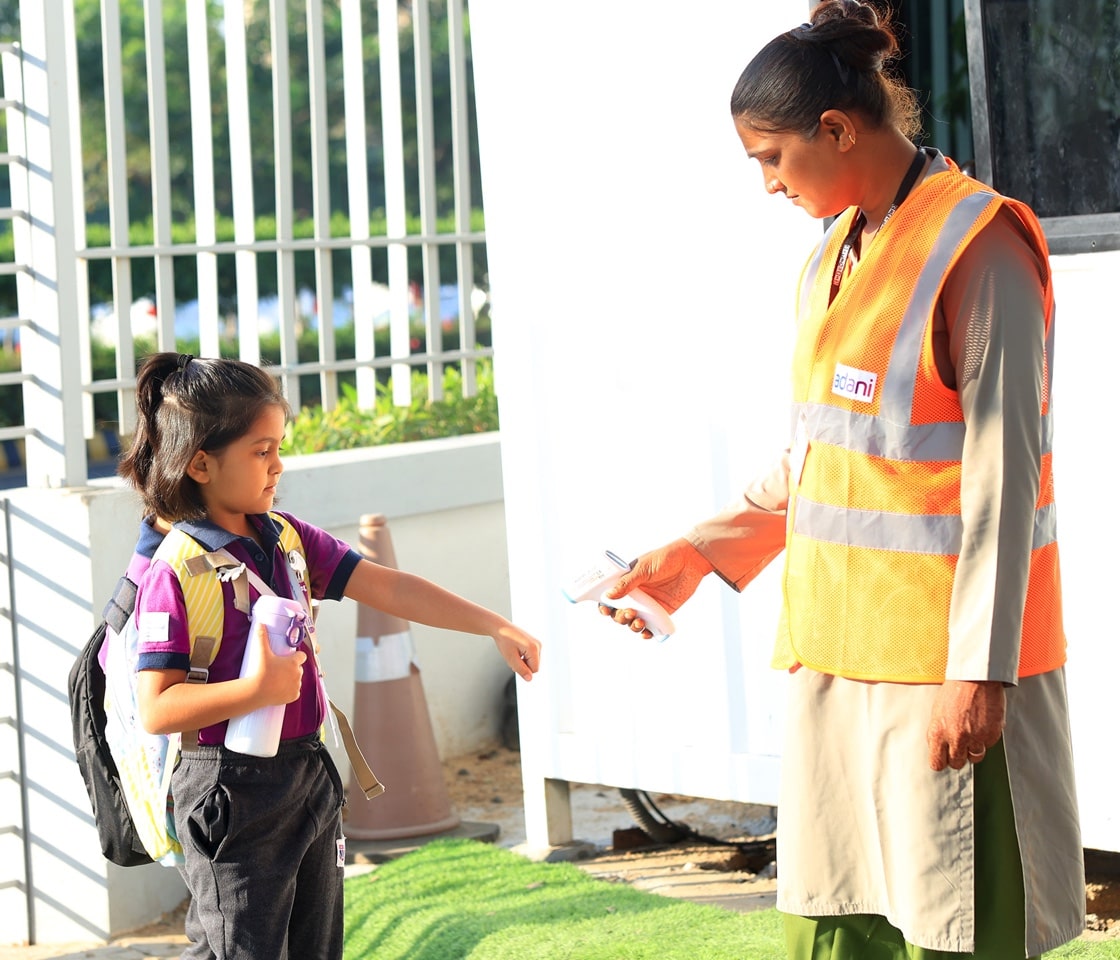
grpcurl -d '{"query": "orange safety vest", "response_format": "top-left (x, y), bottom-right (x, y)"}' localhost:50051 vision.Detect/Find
top-left (772, 163), bottom-right (1065, 683)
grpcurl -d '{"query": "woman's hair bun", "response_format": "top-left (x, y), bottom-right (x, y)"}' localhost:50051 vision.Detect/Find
top-left (804, 0), bottom-right (899, 75)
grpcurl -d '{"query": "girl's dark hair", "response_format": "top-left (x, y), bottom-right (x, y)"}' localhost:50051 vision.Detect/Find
top-left (118, 353), bottom-right (290, 521)
top-left (730, 0), bottom-right (921, 139)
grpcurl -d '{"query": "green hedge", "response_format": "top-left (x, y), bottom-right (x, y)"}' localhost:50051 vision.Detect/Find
top-left (285, 362), bottom-right (498, 454)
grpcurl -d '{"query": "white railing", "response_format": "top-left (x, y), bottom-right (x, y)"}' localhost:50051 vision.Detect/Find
top-left (2, 0), bottom-right (488, 489)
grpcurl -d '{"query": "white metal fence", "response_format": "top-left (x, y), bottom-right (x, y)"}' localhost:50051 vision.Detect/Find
top-left (0, 0), bottom-right (489, 489)
top-left (0, 2), bottom-right (493, 942)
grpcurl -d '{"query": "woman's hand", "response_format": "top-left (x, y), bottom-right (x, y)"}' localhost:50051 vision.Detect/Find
top-left (926, 679), bottom-right (1006, 771)
top-left (598, 537), bottom-right (713, 639)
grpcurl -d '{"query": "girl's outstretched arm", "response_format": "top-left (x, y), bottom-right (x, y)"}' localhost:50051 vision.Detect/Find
top-left (343, 559), bottom-right (541, 681)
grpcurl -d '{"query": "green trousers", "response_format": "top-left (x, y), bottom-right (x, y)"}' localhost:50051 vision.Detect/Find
top-left (783, 739), bottom-right (1039, 960)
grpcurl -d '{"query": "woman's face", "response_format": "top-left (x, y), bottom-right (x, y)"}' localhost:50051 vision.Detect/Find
top-left (734, 117), bottom-right (855, 220)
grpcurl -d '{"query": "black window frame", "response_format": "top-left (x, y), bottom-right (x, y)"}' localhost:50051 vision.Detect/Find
top-left (963, 0), bottom-right (1120, 255)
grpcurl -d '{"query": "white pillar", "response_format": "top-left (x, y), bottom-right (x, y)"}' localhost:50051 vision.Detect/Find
top-left (14, 0), bottom-right (88, 488)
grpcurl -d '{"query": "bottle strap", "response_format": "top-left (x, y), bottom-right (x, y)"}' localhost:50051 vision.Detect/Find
top-left (329, 701), bottom-right (386, 800)
top-left (277, 556), bottom-right (386, 799)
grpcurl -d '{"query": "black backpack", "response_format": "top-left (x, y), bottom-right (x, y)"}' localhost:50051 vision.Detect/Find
top-left (67, 575), bottom-right (154, 867)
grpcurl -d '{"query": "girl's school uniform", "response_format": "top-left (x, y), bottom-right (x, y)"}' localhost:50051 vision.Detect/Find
top-left (135, 510), bottom-right (359, 743)
top-left (135, 510), bottom-right (363, 960)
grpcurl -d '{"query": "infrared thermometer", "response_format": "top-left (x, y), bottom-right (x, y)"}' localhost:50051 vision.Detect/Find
top-left (562, 550), bottom-right (675, 641)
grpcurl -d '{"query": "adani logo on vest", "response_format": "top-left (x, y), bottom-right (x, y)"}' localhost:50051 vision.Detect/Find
top-left (832, 362), bottom-right (877, 403)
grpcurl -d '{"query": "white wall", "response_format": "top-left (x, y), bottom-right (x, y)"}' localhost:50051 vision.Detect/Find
top-left (470, 0), bottom-right (1120, 855)
top-left (1049, 249), bottom-right (1120, 853)
top-left (469, 0), bottom-right (820, 849)
top-left (0, 433), bottom-right (512, 944)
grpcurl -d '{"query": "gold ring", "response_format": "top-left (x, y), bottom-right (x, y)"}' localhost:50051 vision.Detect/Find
top-left (967, 746), bottom-right (986, 760)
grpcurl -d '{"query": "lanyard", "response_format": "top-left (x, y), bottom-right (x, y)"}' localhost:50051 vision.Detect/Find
top-left (829, 146), bottom-right (929, 305)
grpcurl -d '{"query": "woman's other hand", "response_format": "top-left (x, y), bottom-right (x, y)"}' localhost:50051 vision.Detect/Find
top-left (926, 679), bottom-right (1006, 771)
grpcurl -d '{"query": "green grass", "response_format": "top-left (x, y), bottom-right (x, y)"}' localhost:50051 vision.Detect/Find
top-left (342, 838), bottom-right (785, 959)
top-left (1055, 944), bottom-right (1120, 959)
top-left (342, 838), bottom-right (1120, 960)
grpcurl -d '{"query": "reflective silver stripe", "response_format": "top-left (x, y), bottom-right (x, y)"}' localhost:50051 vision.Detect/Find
top-left (792, 497), bottom-right (963, 554)
top-left (881, 192), bottom-right (1000, 422)
top-left (798, 216), bottom-right (847, 328)
top-left (1033, 501), bottom-right (1058, 549)
top-left (792, 398), bottom-right (1043, 459)
top-left (792, 373), bottom-right (1050, 463)
top-left (804, 406), bottom-right (1050, 460)
top-left (795, 400), bottom-right (965, 462)
top-left (792, 497), bottom-right (1057, 553)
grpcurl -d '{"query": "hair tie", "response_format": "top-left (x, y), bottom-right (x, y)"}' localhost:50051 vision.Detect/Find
top-left (829, 50), bottom-right (851, 85)
top-left (177, 354), bottom-right (194, 372)
top-left (789, 22), bottom-right (851, 85)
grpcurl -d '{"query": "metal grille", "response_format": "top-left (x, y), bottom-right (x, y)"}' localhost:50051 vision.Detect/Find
top-left (1, 0), bottom-right (488, 488)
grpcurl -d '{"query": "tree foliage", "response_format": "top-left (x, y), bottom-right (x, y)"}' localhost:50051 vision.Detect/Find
top-left (0, 0), bottom-right (487, 319)
top-left (66, 0), bottom-right (481, 228)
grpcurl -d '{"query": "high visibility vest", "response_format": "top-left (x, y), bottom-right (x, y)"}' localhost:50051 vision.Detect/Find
top-left (772, 165), bottom-right (1065, 683)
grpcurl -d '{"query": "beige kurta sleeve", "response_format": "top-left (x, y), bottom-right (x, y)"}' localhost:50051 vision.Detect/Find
top-left (683, 452), bottom-right (789, 591)
top-left (940, 207), bottom-right (1047, 684)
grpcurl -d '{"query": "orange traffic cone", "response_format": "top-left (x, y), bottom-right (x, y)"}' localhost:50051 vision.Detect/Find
top-left (345, 514), bottom-right (460, 839)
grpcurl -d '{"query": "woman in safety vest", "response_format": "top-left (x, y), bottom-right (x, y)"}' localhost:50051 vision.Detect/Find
top-left (600, 2), bottom-right (1083, 958)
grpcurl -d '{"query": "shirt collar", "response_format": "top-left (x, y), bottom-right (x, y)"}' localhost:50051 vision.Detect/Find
top-left (173, 513), bottom-right (282, 554)
top-left (136, 516), bottom-right (166, 559)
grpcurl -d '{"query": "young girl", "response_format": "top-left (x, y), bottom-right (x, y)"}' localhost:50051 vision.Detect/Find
top-left (118, 352), bottom-right (541, 960)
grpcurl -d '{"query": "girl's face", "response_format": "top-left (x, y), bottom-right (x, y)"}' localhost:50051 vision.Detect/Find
top-left (190, 404), bottom-right (287, 535)
top-left (734, 117), bottom-right (855, 220)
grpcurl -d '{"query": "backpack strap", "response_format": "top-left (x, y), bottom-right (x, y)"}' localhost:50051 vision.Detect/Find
top-left (102, 575), bottom-right (138, 635)
top-left (182, 551), bottom-right (252, 616)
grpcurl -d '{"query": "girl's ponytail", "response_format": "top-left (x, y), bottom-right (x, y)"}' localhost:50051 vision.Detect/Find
top-left (119, 352), bottom-right (183, 501)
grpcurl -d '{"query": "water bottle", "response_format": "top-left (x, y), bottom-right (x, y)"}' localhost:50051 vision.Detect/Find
top-left (224, 595), bottom-right (307, 757)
